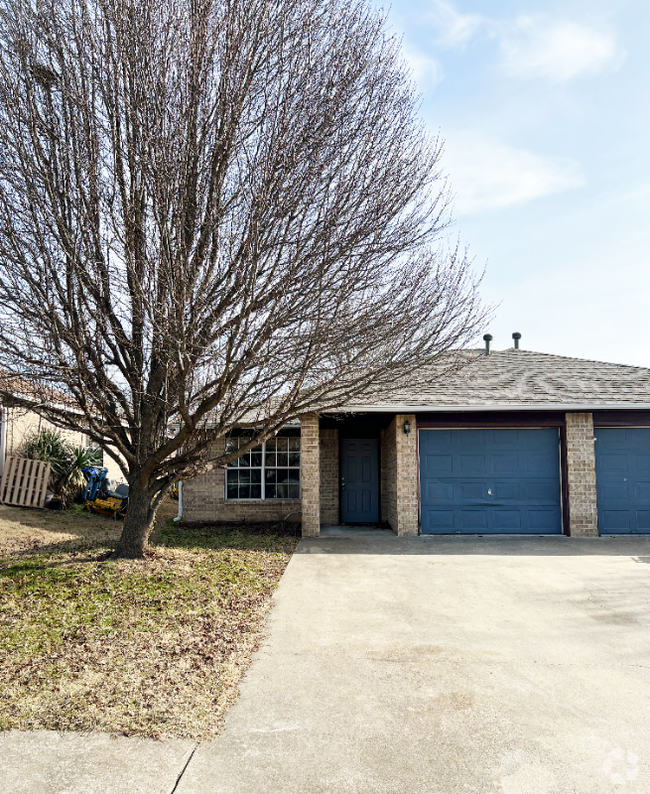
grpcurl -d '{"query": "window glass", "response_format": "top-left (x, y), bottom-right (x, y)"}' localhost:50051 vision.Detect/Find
top-left (225, 430), bottom-right (300, 500)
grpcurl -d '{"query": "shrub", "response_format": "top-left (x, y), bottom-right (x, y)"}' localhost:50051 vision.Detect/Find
top-left (19, 429), bottom-right (102, 506)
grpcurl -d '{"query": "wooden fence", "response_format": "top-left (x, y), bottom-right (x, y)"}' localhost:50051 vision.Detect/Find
top-left (0, 456), bottom-right (51, 508)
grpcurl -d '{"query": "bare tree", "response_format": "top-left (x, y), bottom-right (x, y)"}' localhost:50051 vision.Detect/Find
top-left (0, 0), bottom-right (486, 556)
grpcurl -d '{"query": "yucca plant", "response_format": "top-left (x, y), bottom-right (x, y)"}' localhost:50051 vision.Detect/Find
top-left (19, 429), bottom-right (102, 506)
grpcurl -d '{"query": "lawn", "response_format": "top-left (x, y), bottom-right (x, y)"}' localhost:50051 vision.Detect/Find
top-left (0, 501), bottom-right (298, 739)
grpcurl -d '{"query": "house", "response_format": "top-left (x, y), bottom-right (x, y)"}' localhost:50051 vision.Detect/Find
top-left (0, 405), bottom-right (88, 482)
top-left (0, 377), bottom-right (123, 482)
top-left (183, 339), bottom-right (650, 537)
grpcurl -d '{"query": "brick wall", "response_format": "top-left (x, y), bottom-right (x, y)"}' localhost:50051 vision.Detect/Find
top-left (320, 428), bottom-right (339, 525)
top-left (380, 428), bottom-right (388, 523)
top-left (395, 414), bottom-right (419, 535)
top-left (382, 414), bottom-right (419, 536)
top-left (565, 412), bottom-right (599, 537)
top-left (182, 435), bottom-right (300, 523)
top-left (382, 422), bottom-right (397, 528)
top-left (300, 413), bottom-right (320, 537)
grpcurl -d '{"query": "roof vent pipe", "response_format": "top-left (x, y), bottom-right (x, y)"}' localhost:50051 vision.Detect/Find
top-left (483, 334), bottom-right (493, 356)
top-left (512, 332), bottom-right (521, 350)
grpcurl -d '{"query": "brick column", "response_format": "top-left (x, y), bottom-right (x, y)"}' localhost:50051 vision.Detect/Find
top-left (300, 413), bottom-right (320, 537)
top-left (394, 414), bottom-right (419, 536)
top-left (565, 412), bottom-right (599, 537)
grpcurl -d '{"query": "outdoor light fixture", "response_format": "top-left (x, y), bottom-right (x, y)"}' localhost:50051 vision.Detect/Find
top-left (403, 420), bottom-right (411, 435)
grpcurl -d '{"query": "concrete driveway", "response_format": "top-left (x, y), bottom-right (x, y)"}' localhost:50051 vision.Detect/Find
top-left (177, 533), bottom-right (650, 794)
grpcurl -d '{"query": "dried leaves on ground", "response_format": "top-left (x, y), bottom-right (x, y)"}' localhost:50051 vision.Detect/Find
top-left (0, 505), bottom-right (298, 739)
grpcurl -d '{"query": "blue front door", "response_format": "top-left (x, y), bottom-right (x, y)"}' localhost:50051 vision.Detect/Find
top-left (596, 428), bottom-right (650, 534)
top-left (341, 438), bottom-right (379, 523)
top-left (419, 428), bottom-right (562, 534)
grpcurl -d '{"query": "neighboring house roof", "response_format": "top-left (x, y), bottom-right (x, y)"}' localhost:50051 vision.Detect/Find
top-left (0, 371), bottom-right (73, 408)
top-left (341, 348), bottom-right (650, 412)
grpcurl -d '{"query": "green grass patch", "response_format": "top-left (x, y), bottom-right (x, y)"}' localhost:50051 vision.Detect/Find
top-left (0, 519), bottom-right (298, 739)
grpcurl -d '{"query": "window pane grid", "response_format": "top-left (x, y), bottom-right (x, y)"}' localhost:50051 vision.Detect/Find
top-left (226, 433), bottom-right (300, 500)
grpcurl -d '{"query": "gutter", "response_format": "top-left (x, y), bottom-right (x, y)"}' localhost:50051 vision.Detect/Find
top-left (329, 403), bottom-right (650, 413)
top-left (173, 481), bottom-right (183, 522)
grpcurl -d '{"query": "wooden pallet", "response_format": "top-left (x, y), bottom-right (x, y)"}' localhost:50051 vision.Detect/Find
top-left (0, 456), bottom-right (51, 508)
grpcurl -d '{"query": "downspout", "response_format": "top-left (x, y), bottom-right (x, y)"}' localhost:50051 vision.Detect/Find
top-left (173, 481), bottom-right (183, 522)
top-left (0, 406), bottom-right (7, 481)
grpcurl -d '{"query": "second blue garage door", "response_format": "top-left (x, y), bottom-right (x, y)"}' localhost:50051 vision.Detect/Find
top-left (419, 428), bottom-right (563, 535)
top-left (595, 428), bottom-right (650, 534)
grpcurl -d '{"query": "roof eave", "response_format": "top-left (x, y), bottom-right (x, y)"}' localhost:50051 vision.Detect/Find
top-left (330, 403), bottom-right (650, 413)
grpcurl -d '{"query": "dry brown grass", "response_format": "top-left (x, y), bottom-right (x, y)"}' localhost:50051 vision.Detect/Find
top-left (0, 496), bottom-right (179, 556)
top-left (0, 502), bottom-right (298, 739)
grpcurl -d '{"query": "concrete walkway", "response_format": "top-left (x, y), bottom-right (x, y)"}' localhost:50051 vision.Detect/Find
top-left (4, 534), bottom-right (650, 792)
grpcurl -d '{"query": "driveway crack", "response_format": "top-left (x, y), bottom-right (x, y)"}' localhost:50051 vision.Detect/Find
top-left (169, 744), bottom-right (198, 794)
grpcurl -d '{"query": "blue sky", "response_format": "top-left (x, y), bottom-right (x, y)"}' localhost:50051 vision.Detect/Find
top-left (375, 0), bottom-right (650, 366)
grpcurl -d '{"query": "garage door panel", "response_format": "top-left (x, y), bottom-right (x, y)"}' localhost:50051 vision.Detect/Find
top-left (426, 482), bottom-right (453, 501)
top-left (596, 428), bottom-right (650, 534)
top-left (459, 455), bottom-right (486, 476)
top-left (423, 510), bottom-right (455, 530)
top-left (601, 510), bottom-right (631, 531)
top-left (494, 511), bottom-right (521, 530)
top-left (528, 509), bottom-right (561, 531)
top-left (460, 511), bottom-right (488, 529)
top-left (636, 455), bottom-right (650, 470)
top-left (457, 430), bottom-right (487, 448)
top-left (602, 483), bottom-right (629, 500)
top-left (460, 481), bottom-right (487, 500)
top-left (419, 428), bottom-right (562, 535)
top-left (492, 430), bottom-right (518, 445)
top-left (494, 481), bottom-right (520, 500)
top-left (636, 483), bottom-right (650, 501)
top-left (425, 455), bottom-right (453, 476)
top-left (526, 452), bottom-right (556, 472)
top-left (492, 454), bottom-right (519, 475)
top-left (525, 480), bottom-right (559, 501)
top-left (599, 454), bottom-right (627, 472)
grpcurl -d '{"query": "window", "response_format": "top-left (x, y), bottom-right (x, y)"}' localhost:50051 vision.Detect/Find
top-left (226, 429), bottom-right (300, 500)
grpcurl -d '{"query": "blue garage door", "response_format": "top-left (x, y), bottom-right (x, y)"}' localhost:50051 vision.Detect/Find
top-left (419, 429), bottom-right (562, 535)
top-left (595, 428), bottom-right (650, 534)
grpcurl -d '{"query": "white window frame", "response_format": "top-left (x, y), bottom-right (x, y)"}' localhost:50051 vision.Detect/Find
top-left (224, 433), bottom-right (301, 501)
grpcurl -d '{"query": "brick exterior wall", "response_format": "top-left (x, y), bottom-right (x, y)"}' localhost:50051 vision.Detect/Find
top-left (565, 412), bottom-right (599, 537)
top-left (182, 435), bottom-right (300, 523)
top-left (395, 414), bottom-right (419, 535)
top-left (320, 428), bottom-right (339, 525)
top-left (382, 422), bottom-right (397, 528)
top-left (300, 413), bottom-right (320, 536)
top-left (181, 414), bottom-right (324, 534)
top-left (380, 428), bottom-right (388, 523)
top-left (382, 414), bottom-right (419, 536)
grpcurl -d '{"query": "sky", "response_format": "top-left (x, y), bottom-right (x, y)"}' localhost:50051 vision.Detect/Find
top-left (373, 0), bottom-right (650, 367)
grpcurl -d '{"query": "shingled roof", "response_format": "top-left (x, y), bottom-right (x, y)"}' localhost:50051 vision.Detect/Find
top-left (343, 348), bottom-right (650, 411)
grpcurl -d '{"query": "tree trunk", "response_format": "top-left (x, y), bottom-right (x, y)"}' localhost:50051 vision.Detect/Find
top-left (115, 481), bottom-right (157, 558)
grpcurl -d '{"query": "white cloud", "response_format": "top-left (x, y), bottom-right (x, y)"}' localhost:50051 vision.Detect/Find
top-left (443, 133), bottom-right (585, 215)
top-left (500, 18), bottom-right (625, 81)
top-left (403, 48), bottom-right (443, 90)
top-left (429, 0), bottom-right (484, 49)
top-left (423, 3), bottom-right (624, 82)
